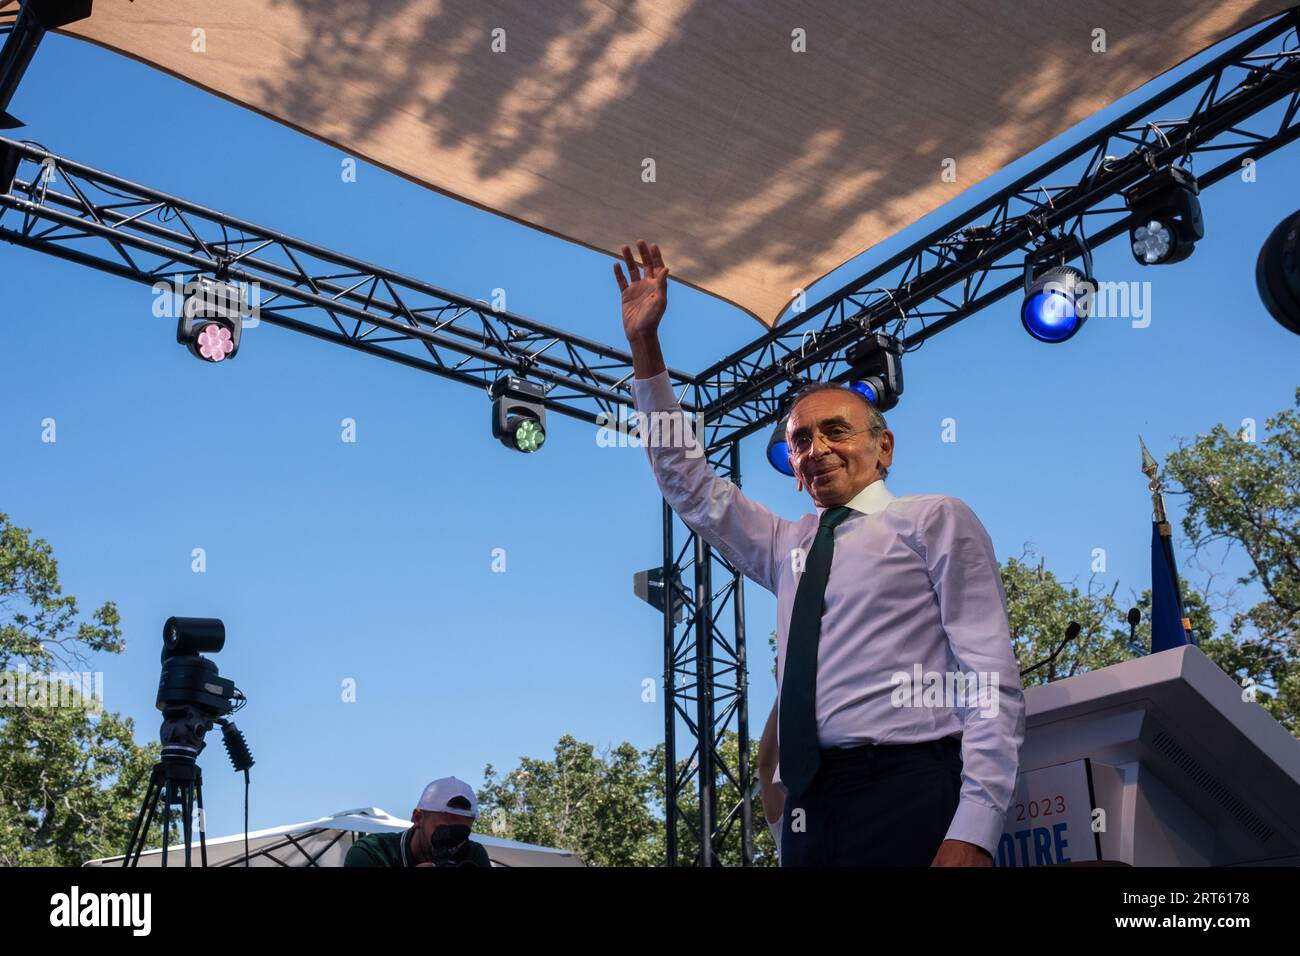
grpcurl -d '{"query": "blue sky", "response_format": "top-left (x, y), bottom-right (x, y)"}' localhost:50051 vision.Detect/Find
top-left (1, 25), bottom-right (1296, 844)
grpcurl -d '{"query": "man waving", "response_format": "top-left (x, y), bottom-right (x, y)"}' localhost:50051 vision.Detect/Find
top-left (616, 240), bottom-right (1024, 866)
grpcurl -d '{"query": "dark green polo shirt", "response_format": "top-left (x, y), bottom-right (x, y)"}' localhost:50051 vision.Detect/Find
top-left (344, 829), bottom-right (492, 868)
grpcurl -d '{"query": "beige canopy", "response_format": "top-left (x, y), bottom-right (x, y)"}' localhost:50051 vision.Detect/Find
top-left (60, 0), bottom-right (1291, 329)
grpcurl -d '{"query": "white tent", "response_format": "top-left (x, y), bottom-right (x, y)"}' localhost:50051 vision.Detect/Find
top-left (83, 807), bottom-right (584, 868)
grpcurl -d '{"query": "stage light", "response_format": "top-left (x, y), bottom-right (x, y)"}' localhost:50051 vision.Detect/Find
top-left (1021, 239), bottom-right (1094, 344)
top-left (1124, 165), bottom-right (1203, 266)
top-left (766, 415), bottom-right (795, 476)
top-left (844, 333), bottom-right (904, 412)
top-left (177, 277), bottom-right (245, 363)
top-left (1021, 266), bottom-right (1089, 343)
top-left (849, 379), bottom-right (879, 405)
top-left (765, 335), bottom-right (901, 476)
top-left (490, 375), bottom-right (547, 453)
top-left (1131, 220), bottom-right (1173, 263)
top-left (1255, 207), bottom-right (1300, 336)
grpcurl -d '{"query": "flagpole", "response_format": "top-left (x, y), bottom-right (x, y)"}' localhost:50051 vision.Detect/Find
top-left (1140, 436), bottom-right (1194, 649)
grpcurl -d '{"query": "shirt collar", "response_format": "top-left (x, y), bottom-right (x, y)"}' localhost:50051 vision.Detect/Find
top-left (815, 478), bottom-right (895, 519)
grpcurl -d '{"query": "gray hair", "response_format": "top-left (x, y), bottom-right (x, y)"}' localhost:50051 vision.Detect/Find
top-left (786, 381), bottom-right (890, 480)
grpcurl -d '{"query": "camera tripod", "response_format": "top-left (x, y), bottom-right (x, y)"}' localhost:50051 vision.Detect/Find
top-left (123, 711), bottom-right (213, 867)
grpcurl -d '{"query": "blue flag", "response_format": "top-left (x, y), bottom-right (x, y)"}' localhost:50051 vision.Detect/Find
top-left (1151, 522), bottom-right (1193, 653)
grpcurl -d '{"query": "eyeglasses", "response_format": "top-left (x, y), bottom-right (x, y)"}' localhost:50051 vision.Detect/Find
top-left (787, 422), bottom-right (875, 457)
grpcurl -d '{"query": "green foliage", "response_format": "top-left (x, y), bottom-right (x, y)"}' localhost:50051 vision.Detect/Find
top-left (0, 511), bottom-right (165, 866)
top-left (1164, 388), bottom-right (1300, 734)
top-left (647, 729), bottom-right (780, 867)
top-left (1002, 551), bottom-right (1138, 686)
top-left (478, 730), bottom-right (779, 866)
top-left (0, 701), bottom-right (160, 866)
top-left (479, 735), bottom-right (662, 867)
top-left (0, 513), bottom-right (123, 671)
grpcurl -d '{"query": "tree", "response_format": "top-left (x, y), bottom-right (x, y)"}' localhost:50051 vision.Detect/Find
top-left (0, 510), bottom-right (164, 865)
top-left (478, 730), bottom-right (780, 866)
top-left (1002, 549), bottom-right (1139, 687)
top-left (478, 734), bottom-right (662, 867)
top-left (647, 729), bottom-right (780, 867)
top-left (1164, 388), bottom-right (1300, 734)
top-left (1000, 550), bottom-right (1244, 700)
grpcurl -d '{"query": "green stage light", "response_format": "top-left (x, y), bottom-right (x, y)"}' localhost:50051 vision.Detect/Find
top-left (491, 375), bottom-right (548, 454)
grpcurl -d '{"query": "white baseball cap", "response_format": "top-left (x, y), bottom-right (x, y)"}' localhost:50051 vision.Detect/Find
top-left (416, 776), bottom-right (478, 819)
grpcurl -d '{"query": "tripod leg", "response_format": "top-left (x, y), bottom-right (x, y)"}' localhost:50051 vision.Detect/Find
top-left (160, 781), bottom-right (172, 868)
top-left (195, 770), bottom-right (209, 867)
top-left (124, 763), bottom-right (164, 866)
top-left (181, 780), bottom-right (194, 868)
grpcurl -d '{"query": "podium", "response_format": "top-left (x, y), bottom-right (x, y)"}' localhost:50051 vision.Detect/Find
top-left (998, 644), bottom-right (1300, 866)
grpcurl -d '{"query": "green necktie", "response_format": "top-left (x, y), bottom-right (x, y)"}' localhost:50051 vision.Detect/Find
top-left (779, 504), bottom-right (855, 800)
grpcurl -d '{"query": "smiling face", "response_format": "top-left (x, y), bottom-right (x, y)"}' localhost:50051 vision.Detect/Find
top-left (786, 388), bottom-right (894, 508)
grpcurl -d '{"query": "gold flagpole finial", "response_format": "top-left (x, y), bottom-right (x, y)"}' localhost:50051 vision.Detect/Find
top-left (1139, 435), bottom-right (1169, 529)
top-left (1139, 434), bottom-right (1158, 479)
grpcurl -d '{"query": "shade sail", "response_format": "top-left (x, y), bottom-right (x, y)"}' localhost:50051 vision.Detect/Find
top-left (59, 0), bottom-right (1292, 329)
top-left (83, 806), bottom-right (586, 867)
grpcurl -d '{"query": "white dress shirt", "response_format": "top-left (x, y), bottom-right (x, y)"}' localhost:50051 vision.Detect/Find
top-left (631, 370), bottom-right (1025, 856)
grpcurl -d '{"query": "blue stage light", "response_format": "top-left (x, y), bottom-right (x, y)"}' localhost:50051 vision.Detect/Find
top-left (849, 379), bottom-right (879, 405)
top-left (767, 417), bottom-right (795, 476)
top-left (844, 335), bottom-right (903, 412)
top-left (1020, 265), bottom-right (1090, 344)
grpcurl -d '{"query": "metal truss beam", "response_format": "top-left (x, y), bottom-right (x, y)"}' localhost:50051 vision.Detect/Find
top-left (660, 441), bottom-right (752, 867)
top-left (693, 9), bottom-right (1300, 454)
top-left (0, 139), bottom-right (698, 425)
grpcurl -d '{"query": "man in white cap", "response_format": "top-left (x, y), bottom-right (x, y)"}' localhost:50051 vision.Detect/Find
top-left (345, 777), bottom-right (491, 867)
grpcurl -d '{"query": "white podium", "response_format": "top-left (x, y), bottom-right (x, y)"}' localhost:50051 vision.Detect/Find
top-left (999, 644), bottom-right (1300, 866)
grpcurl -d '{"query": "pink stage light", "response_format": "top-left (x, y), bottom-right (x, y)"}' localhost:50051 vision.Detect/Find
top-left (196, 323), bottom-right (235, 362)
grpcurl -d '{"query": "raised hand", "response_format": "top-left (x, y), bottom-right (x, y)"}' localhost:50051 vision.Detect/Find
top-left (614, 240), bottom-right (670, 345)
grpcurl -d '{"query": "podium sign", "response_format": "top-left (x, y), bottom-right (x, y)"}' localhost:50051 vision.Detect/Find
top-left (995, 758), bottom-right (1104, 866)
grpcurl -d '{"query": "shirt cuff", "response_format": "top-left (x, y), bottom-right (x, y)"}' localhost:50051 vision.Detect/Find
top-left (630, 369), bottom-right (676, 412)
top-left (944, 798), bottom-right (1006, 859)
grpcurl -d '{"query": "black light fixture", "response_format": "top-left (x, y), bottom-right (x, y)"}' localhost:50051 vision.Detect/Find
top-left (844, 333), bottom-right (904, 412)
top-left (952, 224), bottom-right (997, 264)
top-left (765, 335), bottom-right (903, 476)
top-left (1124, 165), bottom-right (1204, 266)
top-left (1256, 207), bottom-right (1300, 336)
top-left (177, 277), bottom-right (245, 363)
top-left (490, 375), bottom-right (547, 452)
top-left (1020, 236), bottom-right (1095, 344)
